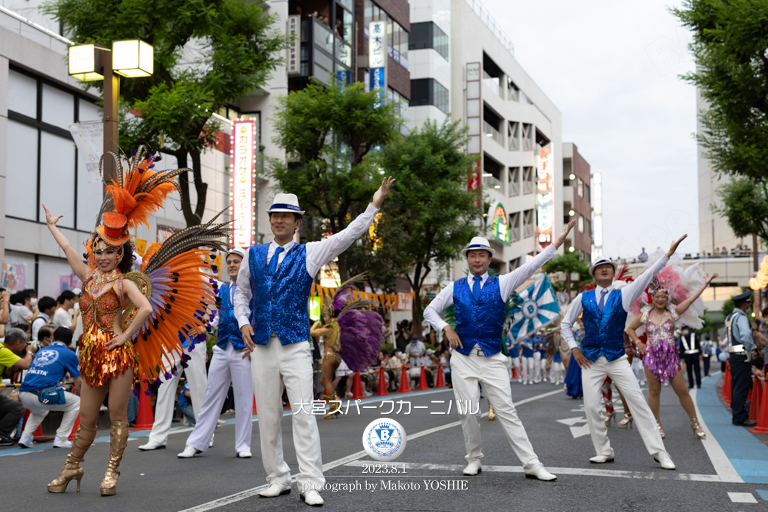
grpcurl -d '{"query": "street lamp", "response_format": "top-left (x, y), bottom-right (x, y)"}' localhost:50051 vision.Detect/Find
top-left (68, 39), bottom-right (153, 192)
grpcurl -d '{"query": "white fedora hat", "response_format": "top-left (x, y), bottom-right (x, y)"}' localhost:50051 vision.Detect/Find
top-left (266, 193), bottom-right (305, 215)
top-left (226, 247), bottom-right (246, 259)
top-left (462, 237), bottom-right (496, 258)
top-left (589, 258), bottom-right (617, 276)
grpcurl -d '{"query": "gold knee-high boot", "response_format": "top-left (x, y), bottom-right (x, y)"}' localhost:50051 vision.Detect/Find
top-left (488, 403), bottom-right (496, 421)
top-left (48, 423), bottom-right (97, 493)
top-left (324, 393), bottom-right (341, 419)
top-left (100, 421), bottom-right (129, 496)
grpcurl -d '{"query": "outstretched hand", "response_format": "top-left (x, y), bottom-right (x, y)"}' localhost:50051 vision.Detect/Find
top-left (666, 234), bottom-right (687, 257)
top-left (705, 272), bottom-right (719, 285)
top-left (372, 177), bottom-right (396, 209)
top-left (42, 204), bottom-right (63, 227)
top-left (554, 220), bottom-right (577, 248)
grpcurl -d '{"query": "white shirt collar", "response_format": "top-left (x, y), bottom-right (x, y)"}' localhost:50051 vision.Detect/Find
top-left (467, 271), bottom-right (489, 284)
top-left (270, 239), bottom-right (295, 253)
top-left (594, 283), bottom-right (614, 294)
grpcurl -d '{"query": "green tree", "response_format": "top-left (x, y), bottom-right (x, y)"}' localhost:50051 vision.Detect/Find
top-left (42, 0), bottom-right (288, 225)
top-left (376, 120), bottom-right (482, 333)
top-left (268, 79), bottom-right (399, 282)
top-left (713, 178), bottom-right (768, 242)
top-left (542, 252), bottom-right (592, 295)
top-left (672, 1), bottom-right (768, 241)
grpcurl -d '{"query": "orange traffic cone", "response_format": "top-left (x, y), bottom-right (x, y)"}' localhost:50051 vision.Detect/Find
top-left (376, 367), bottom-right (389, 396)
top-left (68, 414), bottom-right (81, 441)
top-left (723, 366), bottom-right (732, 405)
top-left (131, 375), bottom-right (155, 430)
top-left (435, 366), bottom-right (446, 388)
top-left (398, 367), bottom-right (410, 393)
top-left (512, 367), bottom-right (517, 379)
top-left (749, 380), bottom-right (768, 434)
top-left (351, 372), bottom-right (365, 400)
top-left (417, 367), bottom-right (429, 391)
top-left (252, 394), bottom-right (258, 414)
top-left (749, 378), bottom-right (761, 423)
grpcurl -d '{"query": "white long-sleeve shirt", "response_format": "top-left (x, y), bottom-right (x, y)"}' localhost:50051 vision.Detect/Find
top-left (423, 244), bottom-right (558, 332)
top-left (234, 203), bottom-right (380, 328)
top-left (560, 255), bottom-right (669, 350)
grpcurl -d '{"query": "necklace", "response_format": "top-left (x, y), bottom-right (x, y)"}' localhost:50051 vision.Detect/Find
top-left (653, 308), bottom-right (667, 322)
top-left (90, 268), bottom-right (121, 297)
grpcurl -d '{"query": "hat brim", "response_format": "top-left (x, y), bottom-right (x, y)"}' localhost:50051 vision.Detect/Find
top-left (462, 247), bottom-right (496, 258)
top-left (266, 207), bottom-right (305, 215)
top-left (95, 226), bottom-right (130, 247)
top-left (589, 261), bottom-right (617, 276)
top-left (226, 249), bottom-right (245, 259)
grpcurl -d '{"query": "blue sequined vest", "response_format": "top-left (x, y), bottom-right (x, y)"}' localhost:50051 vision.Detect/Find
top-left (581, 289), bottom-right (627, 362)
top-left (217, 282), bottom-right (245, 351)
top-left (248, 244), bottom-right (313, 346)
top-left (453, 276), bottom-right (506, 356)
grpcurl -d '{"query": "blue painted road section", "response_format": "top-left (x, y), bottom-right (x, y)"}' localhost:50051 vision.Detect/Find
top-left (698, 373), bottom-right (768, 484)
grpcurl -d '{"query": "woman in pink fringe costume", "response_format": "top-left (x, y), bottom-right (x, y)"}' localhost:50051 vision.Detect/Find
top-left (310, 275), bottom-right (383, 419)
top-left (626, 254), bottom-right (717, 441)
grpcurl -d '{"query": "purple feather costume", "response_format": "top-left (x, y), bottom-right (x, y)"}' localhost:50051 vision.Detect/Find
top-left (331, 289), bottom-right (384, 372)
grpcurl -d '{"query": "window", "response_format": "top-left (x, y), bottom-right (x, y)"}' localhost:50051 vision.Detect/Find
top-left (506, 78), bottom-right (519, 102)
top-left (6, 68), bottom-right (101, 232)
top-left (584, 184), bottom-right (590, 204)
top-left (508, 167), bottom-right (520, 197)
top-left (522, 123), bottom-right (533, 151)
top-left (577, 177), bottom-right (584, 197)
top-left (522, 166), bottom-right (533, 195)
top-left (509, 211), bottom-right (521, 242)
top-left (410, 78), bottom-right (449, 114)
top-left (508, 121), bottom-right (519, 151)
top-left (585, 218), bottom-right (591, 238)
top-left (388, 87), bottom-right (409, 135)
top-left (364, 2), bottom-right (408, 69)
top-left (409, 22), bottom-right (449, 60)
top-left (578, 214), bottom-right (584, 233)
top-left (523, 209), bottom-right (534, 238)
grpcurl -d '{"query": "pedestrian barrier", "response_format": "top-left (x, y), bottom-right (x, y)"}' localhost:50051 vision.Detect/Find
top-left (131, 374), bottom-right (155, 430)
top-left (749, 379), bottom-right (768, 435)
top-left (417, 367), bottom-right (429, 391)
top-left (434, 366), bottom-right (446, 388)
top-left (376, 367), bottom-right (388, 396)
top-left (351, 372), bottom-right (365, 400)
top-left (749, 377), bottom-right (762, 423)
top-left (398, 367), bottom-right (410, 393)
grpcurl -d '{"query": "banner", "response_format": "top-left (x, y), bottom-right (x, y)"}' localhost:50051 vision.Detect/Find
top-left (69, 122), bottom-right (104, 183)
top-left (507, 275), bottom-right (560, 341)
top-left (1, 262), bottom-right (26, 291)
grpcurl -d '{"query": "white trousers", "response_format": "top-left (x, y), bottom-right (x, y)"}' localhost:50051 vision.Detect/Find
top-left (550, 362), bottom-right (565, 384)
top-left (146, 344), bottom-right (207, 446)
top-left (522, 356), bottom-right (535, 384)
top-left (252, 337), bottom-right (324, 489)
top-left (511, 356), bottom-right (521, 380)
top-left (187, 343), bottom-right (253, 453)
top-left (20, 391), bottom-right (80, 440)
top-left (533, 352), bottom-right (542, 382)
top-left (582, 356), bottom-right (665, 456)
top-left (451, 349), bottom-right (540, 467)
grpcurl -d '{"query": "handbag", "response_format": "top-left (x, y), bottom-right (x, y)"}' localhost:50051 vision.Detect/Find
top-left (38, 385), bottom-right (66, 405)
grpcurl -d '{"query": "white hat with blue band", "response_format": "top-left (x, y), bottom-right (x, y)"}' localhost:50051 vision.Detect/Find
top-left (226, 247), bottom-right (246, 259)
top-left (266, 193), bottom-right (305, 215)
top-left (462, 237), bottom-right (496, 258)
top-left (589, 258), bottom-right (617, 276)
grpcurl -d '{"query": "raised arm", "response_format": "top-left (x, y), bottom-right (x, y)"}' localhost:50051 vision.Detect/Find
top-left (43, 204), bottom-right (90, 282)
top-left (676, 273), bottom-right (717, 316)
top-left (305, 177), bottom-right (394, 277)
top-left (560, 293), bottom-right (583, 349)
top-left (499, 220), bottom-right (576, 299)
top-left (621, 235), bottom-right (687, 309)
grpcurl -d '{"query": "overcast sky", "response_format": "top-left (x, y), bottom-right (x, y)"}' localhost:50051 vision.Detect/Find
top-left (482, 0), bottom-right (699, 260)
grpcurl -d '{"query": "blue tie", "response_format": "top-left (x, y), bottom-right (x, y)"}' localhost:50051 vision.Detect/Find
top-left (472, 276), bottom-right (482, 301)
top-left (269, 247), bottom-right (284, 274)
top-left (598, 289), bottom-right (608, 313)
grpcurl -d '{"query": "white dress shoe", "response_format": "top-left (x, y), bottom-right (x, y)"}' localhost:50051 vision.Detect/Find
top-left (590, 450), bottom-right (615, 464)
top-left (259, 483), bottom-right (291, 497)
top-left (654, 451), bottom-right (676, 470)
top-left (139, 440), bottom-right (167, 451)
top-left (18, 433), bottom-right (34, 449)
top-left (237, 451), bottom-right (252, 458)
top-left (524, 462), bottom-right (557, 481)
top-left (463, 459), bottom-right (482, 475)
top-left (300, 489), bottom-right (324, 506)
top-left (209, 433), bottom-right (215, 447)
top-left (52, 436), bottom-right (72, 449)
top-left (177, 445), bottom-right (202, 458)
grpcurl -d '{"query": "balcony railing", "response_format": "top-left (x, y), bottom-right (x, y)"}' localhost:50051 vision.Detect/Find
top-left (482, 70), bottom-right (500, 97)
top-left (483, 120), bottom-right (503, 146)
top-left (482, 174), bottom-right (502, 191)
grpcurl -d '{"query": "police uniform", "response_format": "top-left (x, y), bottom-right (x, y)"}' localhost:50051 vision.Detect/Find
top-left (725, 291), bottom-right (757, 426)
top-left (679, 330), bottom-right (702, 389)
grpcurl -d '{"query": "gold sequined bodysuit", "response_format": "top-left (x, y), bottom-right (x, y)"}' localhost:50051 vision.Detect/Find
top-left (79, 271), bottom-right (138, 387)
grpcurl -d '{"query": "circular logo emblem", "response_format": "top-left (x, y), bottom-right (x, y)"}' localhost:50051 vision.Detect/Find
top-left (362, 419), bottom-right (406, 461)
top-left (522, 299), bottom-right (538, 319)
top-left (35, 348), bottom-right (59, 367)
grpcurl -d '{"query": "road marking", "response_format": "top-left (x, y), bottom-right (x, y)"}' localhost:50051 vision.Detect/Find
top-left (557, 416), bottom-right (587, 426)
top-left (177, 387), bottom-right (562, 512)
top-left (728, 492), bottom-right (757, 503)
top-left (692, 379), bottom-right (745, 484)
top-left (569, 424), bottom-right (591, 438)
top-left (343, 460), bottom-right (741, 483)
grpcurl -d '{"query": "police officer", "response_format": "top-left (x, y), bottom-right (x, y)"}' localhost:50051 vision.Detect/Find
top-left (679, 326), bottom-right (701, 389)
top-left (726, 291), bottom-right (758, 427)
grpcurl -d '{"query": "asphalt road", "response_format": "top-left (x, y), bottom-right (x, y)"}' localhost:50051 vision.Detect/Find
top-left (3, 371), bottom-right (768, 512)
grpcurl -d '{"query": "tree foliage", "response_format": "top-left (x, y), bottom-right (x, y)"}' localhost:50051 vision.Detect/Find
top-left (375, 120), bottom-right (482, 331)
top-left (713, 178), bottom-right (768, 241)
top-left (42, 0), bottom-right (287, 225)
top-left (542, 253), bottom-right (592, 292)
top-left (268, 79), bottom-right (400, 282)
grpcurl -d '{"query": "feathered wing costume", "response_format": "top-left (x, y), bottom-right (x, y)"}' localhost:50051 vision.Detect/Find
top-left (85, 146), bottom-right (229, 384)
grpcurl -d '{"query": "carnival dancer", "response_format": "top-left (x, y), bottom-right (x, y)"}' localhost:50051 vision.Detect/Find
top-left (564, 319), bottom-right (584, 399)
top-left (178, 248), bottom-right (254, 458)
top-left (550, 346), bottom-right (564, 385)
top-left (626, 267), bottom-right (716, 440)
top-left (561, 235), bottom-right (687, 470)
top-left (520, 337), bottom-right (535, 385)
top-left (424, 220), bottom-right (575, 480)
top-left (44, 147), bottom-right (226, 495)
top-left (506, 331), bottom-right (522, 382)
top-left (234, 179), bottom-right (394, 507)
top-left (310, 276), bottom-right (383, 420)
